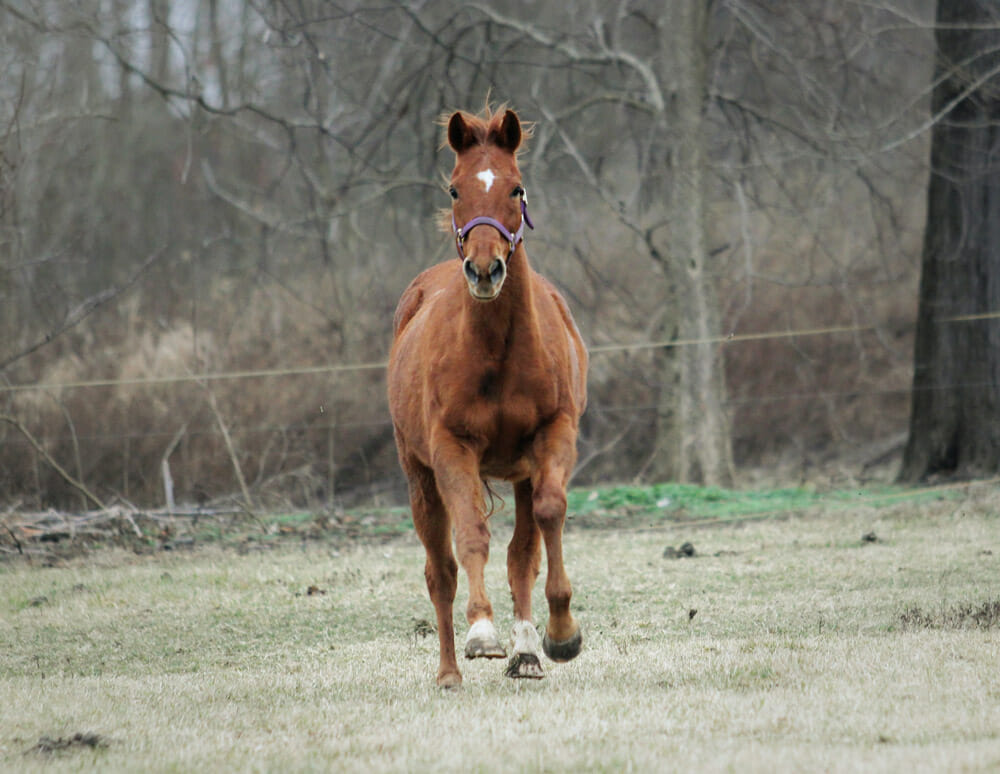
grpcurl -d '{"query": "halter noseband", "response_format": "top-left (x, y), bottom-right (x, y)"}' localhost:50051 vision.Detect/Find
top-left (452, 197), bottom-right (535, 262)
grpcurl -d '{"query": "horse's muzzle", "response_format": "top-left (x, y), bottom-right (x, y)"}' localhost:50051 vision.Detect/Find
top-left (463, 257), bottom-right (507, 300)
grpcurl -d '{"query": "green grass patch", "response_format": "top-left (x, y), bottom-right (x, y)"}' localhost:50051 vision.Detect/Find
top-left (566, 481), bottom-right (954, 522)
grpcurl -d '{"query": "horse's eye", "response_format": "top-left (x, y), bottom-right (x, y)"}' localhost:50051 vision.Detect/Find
top-left (449, 186), bottom-right (459, 200)
top-left (511, 185), bottom-right (524, 198)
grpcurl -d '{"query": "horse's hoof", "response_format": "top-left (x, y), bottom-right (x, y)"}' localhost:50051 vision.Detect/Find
top-left (464, 619), bottom-right (507, 659)
top-left (437, 671), bottom-right (463, 689)
top-left (543, 628), bottom-right (583, 663)
top-left (464, 637), bottom-right (507, 659)
top-left (504, 652), bottom-right (545, 679)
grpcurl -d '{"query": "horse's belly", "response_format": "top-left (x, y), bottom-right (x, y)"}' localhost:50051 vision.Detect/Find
top-left (478, 402), bottom-right (544, 480)
top-left (480, 453), bottom-right (531, 481)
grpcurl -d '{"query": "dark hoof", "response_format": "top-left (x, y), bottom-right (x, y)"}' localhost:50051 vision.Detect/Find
top-left (464, 637), bottom-right (507, 660)
top-left (504, 652), bottom-right (545, 679)
top-left (543, 628), bottom-right (583, 663)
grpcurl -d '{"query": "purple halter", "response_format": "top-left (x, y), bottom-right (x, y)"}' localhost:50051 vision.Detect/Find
top-left (452, 197), bottom-right (535, 261)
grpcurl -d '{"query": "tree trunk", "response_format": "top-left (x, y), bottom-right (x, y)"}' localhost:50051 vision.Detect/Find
top-left (650, 1), bottom-right (734, 486)
top-left (208, 0), bottom-right (230, 108)
top-left (900, 0), bottom-right (1000, 481)
top-left (149, 0), bottom-right (171, 85)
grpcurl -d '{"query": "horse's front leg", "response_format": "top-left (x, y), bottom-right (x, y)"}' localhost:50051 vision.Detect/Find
top-left (430, 433), bottom-right (506, 662)
top-left (530, 414), bottom-right (583, 663)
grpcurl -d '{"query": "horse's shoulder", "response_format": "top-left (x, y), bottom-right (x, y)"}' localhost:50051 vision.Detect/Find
top-left (534, 273), bottom-right (583, 341)
top-left (393, 261), bottom-right (456, 336)
top-left (533, 272), bottom-right (588, 412)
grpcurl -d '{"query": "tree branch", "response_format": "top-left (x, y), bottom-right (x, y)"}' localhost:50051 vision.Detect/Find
top-left (0, 248), bottom-right (166, 373)
top-left (0, 414), bottom-right (107, 510)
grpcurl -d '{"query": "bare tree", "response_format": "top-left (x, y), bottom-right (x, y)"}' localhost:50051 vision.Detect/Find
top-left (901, 0), bottom-right (1000, 481)
top-left (0, 0), bottom-right (948, 509)
top-left (657, 1), bottom-right (734, 484)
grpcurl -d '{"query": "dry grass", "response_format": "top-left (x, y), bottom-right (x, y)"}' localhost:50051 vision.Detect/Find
top-left (2, 490), bottom-right (1000, 772)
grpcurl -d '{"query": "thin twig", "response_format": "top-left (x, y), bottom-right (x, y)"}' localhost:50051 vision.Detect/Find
top-left (0, 415), bottom-right (107, 510)
top-left (202, 388), bottom-right (255, 515)
top-left (2, 523), bottom-right (23, 554)
top-left (0, 248), bottom-right (165, 372)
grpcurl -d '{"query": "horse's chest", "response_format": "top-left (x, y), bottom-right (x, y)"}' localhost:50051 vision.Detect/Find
top-left (441, 364), bottom-right (557, 450)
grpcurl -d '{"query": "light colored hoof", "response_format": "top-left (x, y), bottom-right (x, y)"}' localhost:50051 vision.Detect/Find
top-left (464, 619), bottom-right (507, 659)
top-left (505, 619), bottom-right (544, 679)
top-left (465, 637), bottom-right (507, 659)
top-left (437, 671), bottom-right (462, 689)
top-left (505, 651), bottom-right (544, 679)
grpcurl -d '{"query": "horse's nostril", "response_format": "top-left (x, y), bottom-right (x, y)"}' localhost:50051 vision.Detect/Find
top-left (463, 258), bottom-right (479, 285)
top-left (489, 259), bottom-right (505, 284)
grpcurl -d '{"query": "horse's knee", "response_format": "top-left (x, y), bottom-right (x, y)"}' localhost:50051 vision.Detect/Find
top-left (455, 519), bottom-right (491, 564)
top-left (532, 484), bottom-right (567, 531)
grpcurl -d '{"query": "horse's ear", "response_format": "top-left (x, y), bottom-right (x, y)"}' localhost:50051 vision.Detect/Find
top-left (448, 112), bottom-right (478, 153)
top-left (490, 109), bottom-right (521, 153)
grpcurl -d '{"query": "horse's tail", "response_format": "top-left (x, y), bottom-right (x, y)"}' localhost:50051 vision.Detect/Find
top-left (482, 479), bottom-right (505, 518)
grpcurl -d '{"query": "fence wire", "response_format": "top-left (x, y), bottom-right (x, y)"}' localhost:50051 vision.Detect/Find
top-left (2, 310), bottom-right (998, 395)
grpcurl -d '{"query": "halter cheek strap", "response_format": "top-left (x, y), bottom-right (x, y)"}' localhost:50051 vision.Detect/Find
top-left (452, 197), bottom-right (535, 261)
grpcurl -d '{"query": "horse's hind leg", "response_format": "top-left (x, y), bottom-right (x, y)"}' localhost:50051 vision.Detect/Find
top-left (505, 478), bottom-right (544, 678)
top-left (405, 458), bottom-right (462, 688)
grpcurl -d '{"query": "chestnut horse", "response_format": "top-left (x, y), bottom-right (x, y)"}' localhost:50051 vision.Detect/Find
top-left (387, 106), bottom-right (588, 687)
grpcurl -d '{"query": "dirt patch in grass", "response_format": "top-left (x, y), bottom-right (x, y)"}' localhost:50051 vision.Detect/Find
top-left (900, 599), bottom-right (1000, 630)
top-left (28, 732), bottom-right (109, 755)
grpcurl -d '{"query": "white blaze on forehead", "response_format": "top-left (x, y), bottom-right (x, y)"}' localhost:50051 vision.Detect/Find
top-left (476, 168), bottom-right (496, 192)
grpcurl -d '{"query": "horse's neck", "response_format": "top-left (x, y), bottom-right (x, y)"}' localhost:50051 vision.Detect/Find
top-left (463, 249), bottom-right (538, 358)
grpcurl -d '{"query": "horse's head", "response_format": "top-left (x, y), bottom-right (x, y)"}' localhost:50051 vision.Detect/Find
top-left (446, 107), bottom-right (533, 301)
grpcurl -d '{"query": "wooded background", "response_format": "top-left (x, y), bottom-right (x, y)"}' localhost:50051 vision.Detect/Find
top-left (1, 0), bottom-right (991, 512)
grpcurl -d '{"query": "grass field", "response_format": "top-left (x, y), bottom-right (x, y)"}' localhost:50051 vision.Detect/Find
top-left (2, 484), bottom-right (999, 772)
